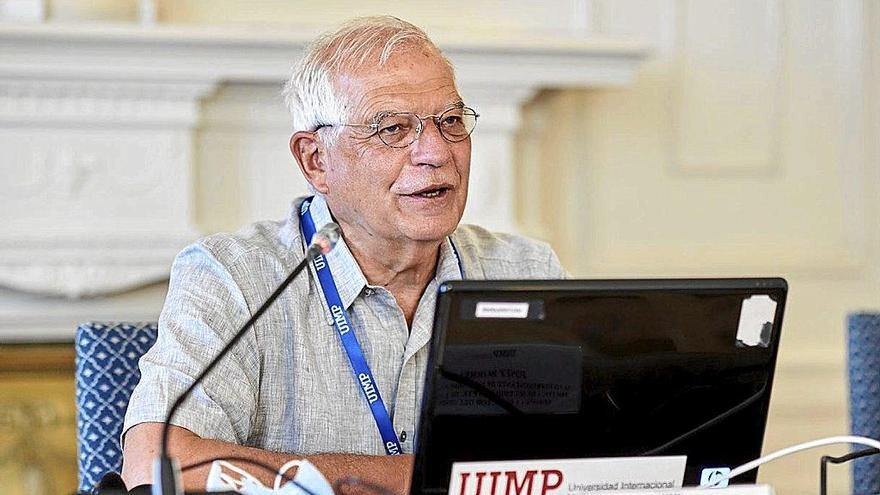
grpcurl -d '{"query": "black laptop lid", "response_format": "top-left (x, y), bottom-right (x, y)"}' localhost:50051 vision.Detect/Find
top-left (411, 278), bottom-right (787, 494)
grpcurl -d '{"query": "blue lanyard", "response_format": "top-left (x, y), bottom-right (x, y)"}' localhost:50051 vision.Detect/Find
top-left (300, 198), bottom-right (402, 455)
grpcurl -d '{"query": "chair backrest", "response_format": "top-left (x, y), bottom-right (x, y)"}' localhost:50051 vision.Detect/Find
top-left (848, 312), bottom-right (880, 494)
top-left (74, 322), bottom-right (158, 492)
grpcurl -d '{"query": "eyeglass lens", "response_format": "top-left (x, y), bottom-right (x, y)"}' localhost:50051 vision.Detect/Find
top-left (377, 107), bottom-right (478, 148)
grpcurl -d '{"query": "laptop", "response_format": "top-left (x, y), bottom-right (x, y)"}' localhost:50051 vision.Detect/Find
top-left (411, 278), bottom-right (787, 494)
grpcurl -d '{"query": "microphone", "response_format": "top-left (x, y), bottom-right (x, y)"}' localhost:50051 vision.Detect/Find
top-left (307, 222), bottom-right (341, 258)
top-left (154, 222), bottom-right (342, 495)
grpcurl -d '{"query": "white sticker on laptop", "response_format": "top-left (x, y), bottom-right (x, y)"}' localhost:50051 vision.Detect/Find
top-left (700, 467), bottom-right (731, 487)
top-left (475, 302), bottom-right (530, 319)
top-left (736, 295), bottom-right (777, 348)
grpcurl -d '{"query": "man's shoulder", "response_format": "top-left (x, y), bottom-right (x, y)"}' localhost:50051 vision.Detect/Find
top-left (182, 201), bottom-right (305, 271)
top-left (452, 224), bottom-right (552, 260)
top-left (199, 220), bottom-right (295, 261)
top-left (452, 224), bottom-right (565, 279)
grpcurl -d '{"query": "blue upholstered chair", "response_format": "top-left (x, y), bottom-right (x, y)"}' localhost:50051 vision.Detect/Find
top-left (74, 322), bottom-right (158, 492)
top-left (848, 312), bottom-right (880, 494)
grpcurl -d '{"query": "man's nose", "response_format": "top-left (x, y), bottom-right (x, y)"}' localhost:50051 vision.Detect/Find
top-left (410, 118), bottom-right (454, 167)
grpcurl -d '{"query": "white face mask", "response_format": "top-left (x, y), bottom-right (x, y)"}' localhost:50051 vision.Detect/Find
top-left (205, 458), bottom-right (333, 495)
top-left (275, 459), bottom-right (334, 495)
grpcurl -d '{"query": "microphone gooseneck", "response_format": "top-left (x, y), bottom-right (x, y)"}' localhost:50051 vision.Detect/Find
top-left (154, 222), bottom-right (341, 495)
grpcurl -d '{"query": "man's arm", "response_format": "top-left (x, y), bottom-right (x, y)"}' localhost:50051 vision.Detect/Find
top-left (122, 423), bottom-right (413, 493)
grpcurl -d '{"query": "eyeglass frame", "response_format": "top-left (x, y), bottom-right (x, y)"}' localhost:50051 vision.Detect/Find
top-left (312, 103), bottom-right (480, 148)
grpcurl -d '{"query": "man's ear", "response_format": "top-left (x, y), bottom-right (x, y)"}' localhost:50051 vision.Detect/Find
top-left (290, 131), bottom-right (330, 194)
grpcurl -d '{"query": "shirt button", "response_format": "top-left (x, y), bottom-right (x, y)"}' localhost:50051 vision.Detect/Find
top-left (364, 288), bottom-right (375, 296)
top-left (400, 430), bottom-right (407, 442)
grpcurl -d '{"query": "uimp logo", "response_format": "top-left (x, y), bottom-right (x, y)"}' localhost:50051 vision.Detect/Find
top-left (313, 254), bottom-right (327, 271)
top-left (456, 469), bottom-right (563, 495)
top-left (358, 372), bottom-right (378, 404)
top-left (385, 440), bottom-right (400, 455)
top-left (700, 467), bottom-right (730, 488)
top-left (330, 305), bottom-right (350, 335)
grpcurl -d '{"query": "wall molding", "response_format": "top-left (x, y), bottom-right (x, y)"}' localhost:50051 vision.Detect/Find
top-left (0, 77), bottom-right (210, 297)
top-left (0, 22), bottom-right (648, 331)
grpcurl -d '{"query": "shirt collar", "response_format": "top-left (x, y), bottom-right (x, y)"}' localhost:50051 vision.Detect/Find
top-left (305, 195), bottom-right (367, 310)
top-left (303, 194), bottom-right (465, 309)
top-left (436, 236), bottom-right (464, 284)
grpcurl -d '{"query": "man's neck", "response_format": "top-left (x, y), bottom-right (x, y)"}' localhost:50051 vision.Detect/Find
top-left (341, 223), bottom-right (441, 292)
top-left (336, 218), bottom-right (442, 327)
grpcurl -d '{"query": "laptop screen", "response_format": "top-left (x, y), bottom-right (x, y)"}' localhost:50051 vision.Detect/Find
top-left (411, 278), bottom-right (787, 494)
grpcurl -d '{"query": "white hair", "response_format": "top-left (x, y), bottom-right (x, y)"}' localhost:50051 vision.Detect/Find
top-left (281, 16), bottom-right (455, 145)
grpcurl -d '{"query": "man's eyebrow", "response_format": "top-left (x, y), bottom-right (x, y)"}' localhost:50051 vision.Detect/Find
top-left (368, 110), bottom-right (394, 123)
top-left (366, 100), bottom-right (466, 122)
top-left (437, 100), bottom-right (465, 113)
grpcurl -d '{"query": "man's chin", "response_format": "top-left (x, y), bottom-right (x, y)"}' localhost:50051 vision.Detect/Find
top-left (400, 218), bottom-right (461, 243)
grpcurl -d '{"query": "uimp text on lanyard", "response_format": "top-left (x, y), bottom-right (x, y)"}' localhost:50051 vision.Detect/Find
top-left (300, 197), bottom-right (402, 456)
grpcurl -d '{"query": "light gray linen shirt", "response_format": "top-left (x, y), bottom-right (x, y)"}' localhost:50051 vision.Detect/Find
top-left (124, 195), bottom-right (565, 455)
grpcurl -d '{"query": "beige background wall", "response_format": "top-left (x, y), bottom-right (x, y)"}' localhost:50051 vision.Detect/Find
top-left (2, 1), bottom-right (878, 494)
top-left (515, 1), bottom-right (880, 493)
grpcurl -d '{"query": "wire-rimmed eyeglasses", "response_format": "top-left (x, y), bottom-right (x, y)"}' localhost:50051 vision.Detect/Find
top-left (313, 105), bottom-right (479, 148)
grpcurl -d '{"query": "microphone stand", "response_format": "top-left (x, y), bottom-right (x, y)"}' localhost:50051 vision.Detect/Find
top-left (154, 226), bottom-right (339, 495)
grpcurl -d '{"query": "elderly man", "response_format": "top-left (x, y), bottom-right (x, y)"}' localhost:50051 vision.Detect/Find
top-left (122, 16), bottom-right (565, 493)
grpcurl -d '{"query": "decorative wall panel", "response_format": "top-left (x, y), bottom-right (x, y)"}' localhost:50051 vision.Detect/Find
top-left (0, 79), bottom-right (212, 297)
top-left (669, 0), bottom-right (784, 176)
top-left (569, 0), bottom-right (871, 278)
top-left (0, 344), bottom-right (78, 495)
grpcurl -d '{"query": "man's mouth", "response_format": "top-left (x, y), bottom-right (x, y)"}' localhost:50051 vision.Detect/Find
top-left (404, 185), bottom-right (452, 199)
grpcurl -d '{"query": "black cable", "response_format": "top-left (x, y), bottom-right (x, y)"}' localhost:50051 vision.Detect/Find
top-left (161, 257), bottom-right (311, 457)
top-left (157, 231), bottom-right (336, 494)
top-left (154, 223), bottom-right (339, 495)
top-left (819, 447), bottom-right (880, 495)
top-left (640, 385), bottom-right (766, 456)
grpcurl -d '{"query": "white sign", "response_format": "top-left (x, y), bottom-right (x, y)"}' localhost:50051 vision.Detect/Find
top-left (449, 457), bottom-right (686, 495)
top-left (607, 486), bottom-right (774, 495)
top-left (475, 302), bottom-right (531, 319)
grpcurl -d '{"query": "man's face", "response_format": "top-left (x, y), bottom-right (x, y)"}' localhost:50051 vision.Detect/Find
top-left (319, 47), bottom-right (471, 244)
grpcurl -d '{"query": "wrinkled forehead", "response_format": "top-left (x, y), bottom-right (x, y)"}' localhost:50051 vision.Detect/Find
top-left (334, 46), bottom-right (461, 121)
